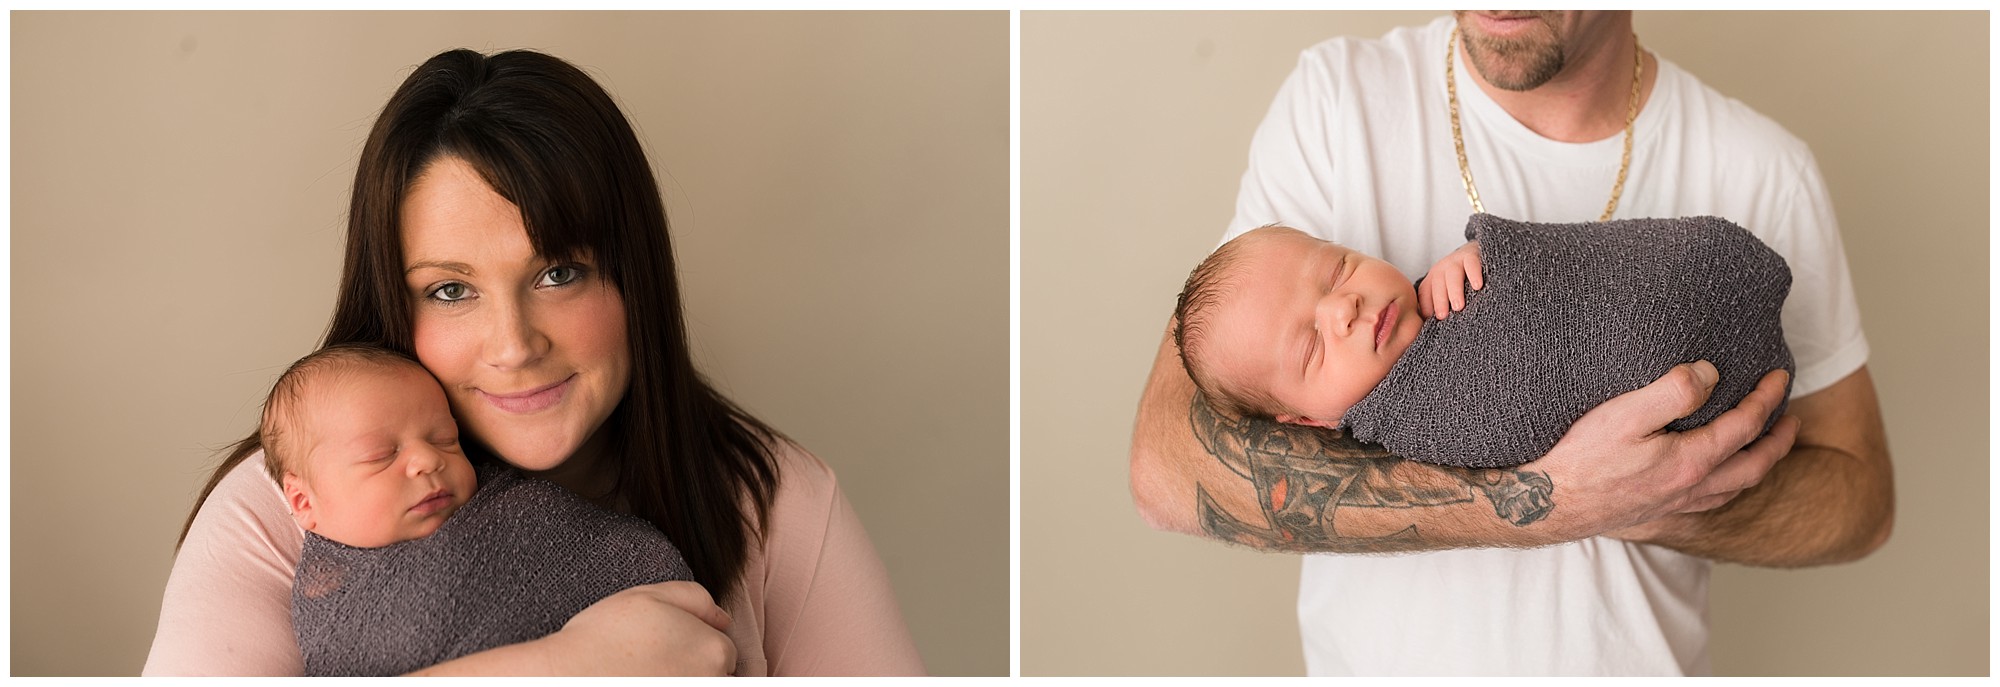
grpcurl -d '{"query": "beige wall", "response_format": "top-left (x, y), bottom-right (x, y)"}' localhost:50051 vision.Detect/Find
top-left (11, 11), bottom-right (1007, 676)
top-left (1024, 10), bottom-right (1986, 676)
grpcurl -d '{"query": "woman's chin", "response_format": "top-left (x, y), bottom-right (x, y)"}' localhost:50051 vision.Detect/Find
top-left (485, 438), bottom-right (581, 473)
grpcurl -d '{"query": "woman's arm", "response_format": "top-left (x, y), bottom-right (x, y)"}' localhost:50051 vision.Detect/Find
top-left (143, 453), bottom-right (305, 676)
top-left (146, 452), bottom-right (737, 676)
top-left (411, 581), bottom-right (736, 676)
top-left (751, 445), bottom-right (925, 676)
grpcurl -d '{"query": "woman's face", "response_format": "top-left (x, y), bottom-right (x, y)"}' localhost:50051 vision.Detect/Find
top-left (400, 156), bottom-right (632, 475)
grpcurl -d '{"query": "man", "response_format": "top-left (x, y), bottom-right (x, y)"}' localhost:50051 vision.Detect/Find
top-left (1129, 11), bottom-right (1892, 675)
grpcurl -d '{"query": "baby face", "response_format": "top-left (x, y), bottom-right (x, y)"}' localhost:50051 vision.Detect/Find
top-left (283, 364), bottom-right (478, 548)
top-left (1205, 228), bottom-right (1422, 427)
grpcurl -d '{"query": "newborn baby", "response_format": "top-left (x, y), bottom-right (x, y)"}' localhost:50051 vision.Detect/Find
top-left (258, 344), bottom-right (692, 676)
top-left (1172, 213), bottom-right (1795, 468)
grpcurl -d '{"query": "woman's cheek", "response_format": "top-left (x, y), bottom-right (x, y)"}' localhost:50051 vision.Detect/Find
top-left (411, 312), bottom-right (481, 412)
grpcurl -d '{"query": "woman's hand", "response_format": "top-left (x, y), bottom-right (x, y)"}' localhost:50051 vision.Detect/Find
top-left (1420, 241), bottom-right (1484, 320)
top-left (542, 581), bottom-right (737, 676)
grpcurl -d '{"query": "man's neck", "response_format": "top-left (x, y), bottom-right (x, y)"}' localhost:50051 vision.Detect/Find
top-left (1461, 31), bottom-right (1658, 144)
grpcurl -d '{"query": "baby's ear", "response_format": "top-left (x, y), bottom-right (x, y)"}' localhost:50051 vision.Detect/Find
top-left (1275, 414), bottom-right (1341, 430)
top-left (281, 473), bottom-right (316, 531)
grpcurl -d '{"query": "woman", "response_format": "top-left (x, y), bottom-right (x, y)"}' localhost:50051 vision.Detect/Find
top-left (143, 48), bottom-right (923, 676)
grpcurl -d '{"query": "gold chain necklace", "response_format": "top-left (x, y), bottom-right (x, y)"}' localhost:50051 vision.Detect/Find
top-left (1446, 27), bottom-right (1643, 222)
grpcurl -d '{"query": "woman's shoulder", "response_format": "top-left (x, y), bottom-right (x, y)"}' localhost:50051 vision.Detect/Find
top-left (192, 450), bottom-right (303, 555)
top-left (731, 436), bottom-right (923, 676)
top-left (751, 436), bottom-right (846, 539)
top-left (145, 449), bottom-right (306, 676)
top-left (766, 436), bottom-right (838, 499)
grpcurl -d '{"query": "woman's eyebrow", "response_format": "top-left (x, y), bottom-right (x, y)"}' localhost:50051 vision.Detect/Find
top-left (404, 260), bottom-right (473, 276)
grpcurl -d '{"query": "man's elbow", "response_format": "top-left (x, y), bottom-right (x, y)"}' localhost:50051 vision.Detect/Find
top-left (1802, 484), bottom-right (1894, 567)
top-left (1841, 497), bottom-right (1894, 562)
top-left (1859, 507), bottom-right (1894, 558)
top-left (1835, 452), bottom-right (1897, 563)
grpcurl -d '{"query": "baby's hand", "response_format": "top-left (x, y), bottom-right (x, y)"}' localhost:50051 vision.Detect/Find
top-left (1420, 241), bottom-right (1484, 320)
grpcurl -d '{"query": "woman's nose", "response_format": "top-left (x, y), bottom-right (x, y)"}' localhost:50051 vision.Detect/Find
top-left (481, 299), bottom-right (550, 371)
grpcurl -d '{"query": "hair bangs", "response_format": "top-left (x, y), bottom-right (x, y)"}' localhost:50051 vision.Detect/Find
top-left (428, 110), bottom-right (615, 274)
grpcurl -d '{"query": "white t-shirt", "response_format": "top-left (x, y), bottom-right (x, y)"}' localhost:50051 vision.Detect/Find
top-left (1224, 17), bottom-right (1868, 676)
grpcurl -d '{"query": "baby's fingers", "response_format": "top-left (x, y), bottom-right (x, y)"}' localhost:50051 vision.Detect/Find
top-left (1430, 275), bottom-right (1451, 319)
top-left (1468, 256), bottom-right (1484, 292)
top-left (1447, 269), bottom-right (1467, 313)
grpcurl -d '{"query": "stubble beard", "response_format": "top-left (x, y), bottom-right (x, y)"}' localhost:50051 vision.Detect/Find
top-left (1459, 13), bottom-right (1567, 91)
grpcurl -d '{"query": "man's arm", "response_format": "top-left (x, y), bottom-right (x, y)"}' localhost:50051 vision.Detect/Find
top-left (1131, 322), bottom-right (1799, 552)
top-left (1611, 366), bottom-right (1894, 566)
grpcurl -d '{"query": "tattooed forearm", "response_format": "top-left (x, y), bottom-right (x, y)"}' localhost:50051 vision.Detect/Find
top-left (1190, 391), bottom-right (1555, 552)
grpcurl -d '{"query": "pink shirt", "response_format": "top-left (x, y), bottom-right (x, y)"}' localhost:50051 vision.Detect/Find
top-left (143, 444), bottom-right (924, 676)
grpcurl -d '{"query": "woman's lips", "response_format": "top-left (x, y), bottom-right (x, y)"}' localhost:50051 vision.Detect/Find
top-left (1373, 302), bottom-right (1399, 351)
top-left (410, 489), bottom-right (453, 516)
top-left (478, 375), bottom-right (575, 414)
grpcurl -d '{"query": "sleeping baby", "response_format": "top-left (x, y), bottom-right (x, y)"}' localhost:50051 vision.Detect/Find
top-left (258, 343), bottom-right (692, 676)
top-left (1171, 213), bottom-right (1795, 468)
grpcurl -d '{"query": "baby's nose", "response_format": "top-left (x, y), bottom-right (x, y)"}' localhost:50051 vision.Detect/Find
top-left (405, 446), bottom-right (443, 475)
top-left (1320, 292), bottom-right (1361, 336)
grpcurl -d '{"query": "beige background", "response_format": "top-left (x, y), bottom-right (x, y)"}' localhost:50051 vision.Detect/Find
top-left (12, 11), bottom-right (1007, 677)
top-left (1024, 11), bottom-right (1987, 676)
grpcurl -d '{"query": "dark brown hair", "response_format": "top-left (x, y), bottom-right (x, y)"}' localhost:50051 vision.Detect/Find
top-left (182, 49), bottom-right (783, 602)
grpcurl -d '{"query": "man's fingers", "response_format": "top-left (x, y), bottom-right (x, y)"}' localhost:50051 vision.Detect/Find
top-left (1682, 368), bottom-right (1792, 464)
top-left (1680, 490), bottom-right (1738, 513)
top-left (1689, 413), bottom-right (1797, 499)
top-left (1581, 361), bottom-right (1719, 436)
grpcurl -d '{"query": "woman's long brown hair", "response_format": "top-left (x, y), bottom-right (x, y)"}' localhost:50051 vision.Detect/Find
top-left (181, 49), bottom-right (782, 602)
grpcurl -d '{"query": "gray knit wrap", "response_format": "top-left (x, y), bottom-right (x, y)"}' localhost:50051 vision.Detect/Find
top-left (1337, 213), bottom-right (1794, 468)
top-left (292, 462), bottom-right (692, 676)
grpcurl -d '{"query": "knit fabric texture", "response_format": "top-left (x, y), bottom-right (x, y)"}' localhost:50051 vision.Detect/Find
top-left (1338, 213), bottom-right (1795, 468)
top-left (292, 462), bottom-right (693, 676)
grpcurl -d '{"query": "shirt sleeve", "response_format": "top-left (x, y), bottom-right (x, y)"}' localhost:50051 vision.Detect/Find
top-left (1226, 46), bottom-right (1345, 244)
top-left (740, 443), bottom-right (925, 676)
top-left (1755, 150), bottom-right (1870, 396)
top-left (142, 451), bottom-right (306, 676)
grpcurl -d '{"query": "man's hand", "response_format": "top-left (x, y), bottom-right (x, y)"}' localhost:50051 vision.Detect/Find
top-left (1532, 361), bottom-right (1799, 541)
top-left (1604, 366), bottom-right (1894, 566)
top-left (1420, 240), bottom-right (1484, 320)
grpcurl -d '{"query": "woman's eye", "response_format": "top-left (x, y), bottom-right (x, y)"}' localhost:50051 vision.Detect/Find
top-left (428, 282), bottom-right (471, 302)
top-left (539, 265), bottom-right (584, 287)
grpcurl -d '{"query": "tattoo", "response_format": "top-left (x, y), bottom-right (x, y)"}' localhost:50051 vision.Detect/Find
top-left (1190, 391), bottom-right (1554, 552)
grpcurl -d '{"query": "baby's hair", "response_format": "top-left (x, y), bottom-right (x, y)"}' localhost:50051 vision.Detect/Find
top-left (259, 344), bottom-right (430, 485)
top-left (1173, 226), bottom-right (1291, 419)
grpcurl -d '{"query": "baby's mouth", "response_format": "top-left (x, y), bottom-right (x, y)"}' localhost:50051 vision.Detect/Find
top-left (411, 488), bottom-right (453, 515)
top-left (1373, 301), bottom-right (1399, 352)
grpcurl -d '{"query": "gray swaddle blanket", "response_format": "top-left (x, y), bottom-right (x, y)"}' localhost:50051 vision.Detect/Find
top-left (293, 462), bottom-right (692, 676)
top-left (1338, 213), bottom-right (1794, 468)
